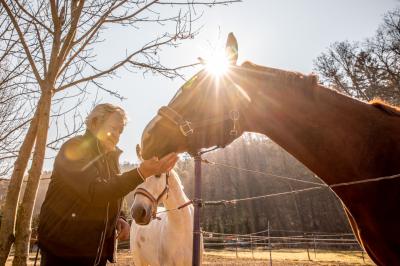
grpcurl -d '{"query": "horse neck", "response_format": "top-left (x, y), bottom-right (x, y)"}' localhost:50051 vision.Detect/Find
top-left (237, 64), bottom-right (400, 185)
top-left (162, 175), bottom-right (192, 222)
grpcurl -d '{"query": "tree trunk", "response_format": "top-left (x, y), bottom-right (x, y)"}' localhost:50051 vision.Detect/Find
top-left (0, 98), bottom-right (41, 265)
top-left (13, 90), bottom-right (52, 266)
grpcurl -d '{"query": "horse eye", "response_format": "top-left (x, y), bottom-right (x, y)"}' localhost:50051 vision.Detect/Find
top-left (155, 174), bottom-right (161, 178)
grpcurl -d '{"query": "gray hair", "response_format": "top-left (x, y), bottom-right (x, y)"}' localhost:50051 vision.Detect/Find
top-left (85, 103), bottom-right (127, 131)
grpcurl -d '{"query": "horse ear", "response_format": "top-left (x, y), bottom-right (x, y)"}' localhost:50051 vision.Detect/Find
top-left (225, 32), bottom-right (238, 65)
top-left (198, 57), bottom-right (206, 65)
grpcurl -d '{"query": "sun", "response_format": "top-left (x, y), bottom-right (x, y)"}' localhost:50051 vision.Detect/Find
top-left (205, 49), bottom-right (230, 77)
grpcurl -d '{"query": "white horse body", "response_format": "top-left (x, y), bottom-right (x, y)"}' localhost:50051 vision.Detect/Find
top-left (130, 171), bottom-right (203, 266)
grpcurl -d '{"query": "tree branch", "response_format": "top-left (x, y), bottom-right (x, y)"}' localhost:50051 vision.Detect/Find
top-left (0, 0), bottom-right (42, 84)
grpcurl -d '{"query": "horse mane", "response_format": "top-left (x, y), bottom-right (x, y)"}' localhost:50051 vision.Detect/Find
top-left (240, 61), bottom-right (319, 89)
top-left (241, 61), bottom-right (400, 117)
top-left (370, 99), bottom-right (400, 116)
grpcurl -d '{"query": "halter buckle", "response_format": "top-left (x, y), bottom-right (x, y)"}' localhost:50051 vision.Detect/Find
top-left (229, 110), bottom-right (240, 136)
top-left (179, 121), bottom-right (194, 136)
top-left (230, 129), bottom-right (238, 136)
top-left (230, 110), bottom-right (240, 121)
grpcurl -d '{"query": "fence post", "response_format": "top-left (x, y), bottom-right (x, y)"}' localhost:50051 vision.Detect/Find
top-left (305, 233), bottom-right (311, 261)
top-left (236, 236), bottom-right (239, 259)
top-left (362, 249), bottom-right (365, 263)
top-left (250, 234), bottom-right (254, 259)
top-left (313, 234), bottom-right (317, 259)
top-left (264, 231), bottom-right (267, 251)
top-left (268, 221), bottom-right (272, 266)
top-left (192, 155), bottom-right (202, 266)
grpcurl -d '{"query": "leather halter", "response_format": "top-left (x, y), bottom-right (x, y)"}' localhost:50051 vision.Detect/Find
top-left (158, 106), bottom-right (240, 152)
top-left (134, 172), bottom-right (170, 220)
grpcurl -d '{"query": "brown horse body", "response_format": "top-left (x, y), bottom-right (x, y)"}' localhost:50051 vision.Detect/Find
top-left (141, 34), bottom-right (400, 265)
top-left (234, 63), bottom-right (400, 265)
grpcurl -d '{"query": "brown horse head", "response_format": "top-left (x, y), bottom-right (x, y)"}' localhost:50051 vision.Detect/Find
top-left (141, 33), bottom-right (251, 159)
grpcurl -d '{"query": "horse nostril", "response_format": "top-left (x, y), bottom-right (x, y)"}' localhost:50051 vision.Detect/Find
top-left (139, 208), bottom-right (146, 220)
top-left (132, 206), bottom-right (147, 223)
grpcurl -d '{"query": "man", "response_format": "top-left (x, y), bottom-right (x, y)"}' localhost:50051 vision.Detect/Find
top-left (38, 103), bottom-right (178, 266)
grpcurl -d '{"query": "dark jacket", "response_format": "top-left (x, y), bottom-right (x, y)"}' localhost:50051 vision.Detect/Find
top-left (38, 130), bottom-right (143, 263)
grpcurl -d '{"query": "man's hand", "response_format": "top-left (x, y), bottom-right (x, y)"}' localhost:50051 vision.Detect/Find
top-left (139, 152), bottom-right (178, 178)
top-left (116, 218), bottom-right (130, 241)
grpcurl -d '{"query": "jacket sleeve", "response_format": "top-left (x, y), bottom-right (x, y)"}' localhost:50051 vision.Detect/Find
top-left (53, 138), bottom-right (144, 204)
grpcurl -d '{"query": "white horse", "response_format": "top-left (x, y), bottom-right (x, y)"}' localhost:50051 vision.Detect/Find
top-left (130, 170), bottom-right (203, 266)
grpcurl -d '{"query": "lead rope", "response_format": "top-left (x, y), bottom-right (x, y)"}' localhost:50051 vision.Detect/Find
top-left (33, 242), bottom-right (39, 266)
top-left (155, 200), bottom-right (194, 215)
top-left (329, 173), bottom-right (400, 188)
top-left (94, 204), bottom-right (109, 266)
top-left (94, 140), bottom-right (111, 266)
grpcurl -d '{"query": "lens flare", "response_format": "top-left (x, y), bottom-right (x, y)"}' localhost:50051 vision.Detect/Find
top-left (205, 51), bottom-right (230, 77)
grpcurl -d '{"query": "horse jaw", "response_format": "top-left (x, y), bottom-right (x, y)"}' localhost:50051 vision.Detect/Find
top-left (141, 116), bottom-right (184, 160)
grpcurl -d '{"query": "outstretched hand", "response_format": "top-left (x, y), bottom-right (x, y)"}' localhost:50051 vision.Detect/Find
top-left (116, 218), bottom-right (130, 241)
top-left (138, 152), bottom-right (178, 178)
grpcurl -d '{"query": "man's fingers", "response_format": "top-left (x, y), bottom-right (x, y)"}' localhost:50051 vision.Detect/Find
top-left (168, 157), bottom-right (178, 167)
top-left (142, 152), bottom-right (178, 176)
top-left (160, 152), bottom-right (177, 162)
top-left (162, 156), bottom-right (178, 172)
top-left (163, 154), bottom-right (177, 164)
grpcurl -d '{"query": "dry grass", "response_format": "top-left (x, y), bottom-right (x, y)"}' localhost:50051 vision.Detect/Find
top-left (202, 248), bottom-right (374, 265)
top-left (104, 248), bottom-right (375, 265)
top-left (8, 249), bottom-right (375, 265)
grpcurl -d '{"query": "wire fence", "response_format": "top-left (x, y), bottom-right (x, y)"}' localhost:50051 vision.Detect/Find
top-left (194, 157), bottom-right (372, 264)
top-left (201, 227), bottom-right (369, 264)
top-left (203, 231), bottom-right (360, 249)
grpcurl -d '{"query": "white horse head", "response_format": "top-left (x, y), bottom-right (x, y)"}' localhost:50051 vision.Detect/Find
top-left (130, 169), bottom-right (201, 266)
top-left (131, 169), bottom-right (184, 225)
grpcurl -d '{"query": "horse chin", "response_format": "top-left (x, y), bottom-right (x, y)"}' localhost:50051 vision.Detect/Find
top-left (142, 146), bottom-right (166, 160)
top-left (142, 142), bottom-right (179, 160)
top-left (132, 211), bottom-right (152, 226)
top-left (135, 218), bottom-right (151, 226)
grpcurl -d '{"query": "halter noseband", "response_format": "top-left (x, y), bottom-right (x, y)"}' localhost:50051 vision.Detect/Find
top-left (157, 106), bottom-right (241, 152)
top-left (158, 106), bottom-right (195, 136)
top-left (134, 172), bottom-right (170, 220)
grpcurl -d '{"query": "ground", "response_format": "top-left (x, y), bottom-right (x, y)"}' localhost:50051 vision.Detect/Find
top-left (10, 248), bottom-right (374, 265)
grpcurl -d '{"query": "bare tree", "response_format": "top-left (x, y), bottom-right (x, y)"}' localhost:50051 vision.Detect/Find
top-left (0, 0), bottom-right (240, 265)
top-left (0, 4), bottom-right (32, 177)
top-left (314, 8), bottom-right (400, 105)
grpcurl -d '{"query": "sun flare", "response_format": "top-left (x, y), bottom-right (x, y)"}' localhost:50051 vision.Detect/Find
top-left (205, 49), bottom-right (230, 77)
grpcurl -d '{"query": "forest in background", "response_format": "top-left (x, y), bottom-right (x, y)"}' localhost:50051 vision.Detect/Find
top-left (1, 133), bottom-right (351, 236)
top-left (172, 134), bottom-right (351, 236)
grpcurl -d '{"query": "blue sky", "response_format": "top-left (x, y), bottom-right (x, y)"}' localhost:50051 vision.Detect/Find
top-left (44, 0), bottom-right (399, 170)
